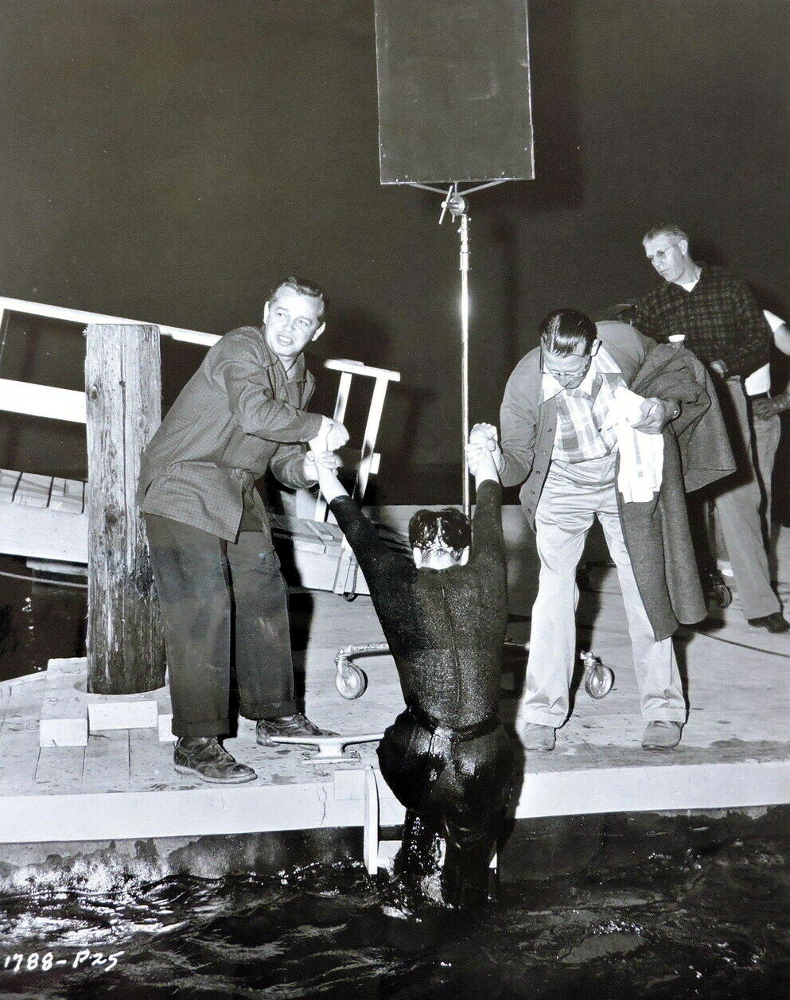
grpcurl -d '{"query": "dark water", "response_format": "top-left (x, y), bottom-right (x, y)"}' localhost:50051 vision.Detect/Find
top-left (0, 814), bottom-right (788, 1000)
top-left (0, 555), bottom-right (86, 682)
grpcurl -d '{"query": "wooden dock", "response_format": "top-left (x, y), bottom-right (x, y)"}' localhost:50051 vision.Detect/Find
top-left (0, 465), bottom-right (392, 594)
top-left (0, 469), bottom-right (88, 563)
top-left (0, 511), bottom-right (788, 883)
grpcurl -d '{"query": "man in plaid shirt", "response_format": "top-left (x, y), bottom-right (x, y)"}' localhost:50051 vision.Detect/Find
top-left (634, 225), bottom-right (787, 634)
top-left (498, 309), bottom-right (687, 751)
top-left (138, 277), bottom-right (348, 783)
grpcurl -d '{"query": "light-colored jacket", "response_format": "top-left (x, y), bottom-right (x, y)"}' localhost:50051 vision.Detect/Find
top-left (499, 321), bottom-right (735, 639)
top-left (499, 321), bottom-right (654, 528)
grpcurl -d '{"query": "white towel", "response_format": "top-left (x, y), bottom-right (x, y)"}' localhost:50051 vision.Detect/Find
top-left (603, 386), bottom-right (664, 502)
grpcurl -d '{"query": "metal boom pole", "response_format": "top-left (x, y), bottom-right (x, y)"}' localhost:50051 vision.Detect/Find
top-left (459, 211), bottom-right (470, 514)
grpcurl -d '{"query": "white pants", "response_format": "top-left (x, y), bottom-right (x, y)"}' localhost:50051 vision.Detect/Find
top-left (519, 459), bottom-right (686, 729)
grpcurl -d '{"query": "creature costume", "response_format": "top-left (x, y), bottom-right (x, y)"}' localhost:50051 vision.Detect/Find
top-left (329, 480), bottom-right (516, 906)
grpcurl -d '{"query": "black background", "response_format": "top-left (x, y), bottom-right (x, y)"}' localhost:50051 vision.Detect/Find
top-left (0, 0), bottom-right (786, 504)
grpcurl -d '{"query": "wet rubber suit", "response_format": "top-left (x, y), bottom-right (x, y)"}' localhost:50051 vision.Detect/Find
top-left (329, 480), bottom-right (517, 906)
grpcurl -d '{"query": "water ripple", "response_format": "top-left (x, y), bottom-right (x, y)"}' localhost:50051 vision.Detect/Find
top-left (0, 828), bottom-right (787, 999)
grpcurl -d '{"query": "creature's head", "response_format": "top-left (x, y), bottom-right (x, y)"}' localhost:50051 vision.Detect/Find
top-left (408, 507), bottom-right (471, 570)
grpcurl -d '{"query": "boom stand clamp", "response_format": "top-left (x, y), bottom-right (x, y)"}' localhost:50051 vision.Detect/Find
top-left (407, 179), bottom-right (507, 515)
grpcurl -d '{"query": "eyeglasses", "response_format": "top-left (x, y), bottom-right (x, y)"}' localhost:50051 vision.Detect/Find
top-left (645, 242), bottom-right (681, 264)
top-left (540, 342), bottom-right (598, 381)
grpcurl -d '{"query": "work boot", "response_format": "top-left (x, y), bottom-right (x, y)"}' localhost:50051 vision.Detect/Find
top-left (519, 723), bottom-right (556, 751)
top-left (256, 712), bottom-right (338, 746)
top-left (174, 737), bottom-right (257, 783)
top-left (747, 612), bottom-right (790, 633)
top-left (641, 721), bottom-right (682, 750)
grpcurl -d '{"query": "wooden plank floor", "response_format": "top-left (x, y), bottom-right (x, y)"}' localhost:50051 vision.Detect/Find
top-left (0, 517), bottom-right (789, 846)
top-left (0, 469), bottom-right (88, 563)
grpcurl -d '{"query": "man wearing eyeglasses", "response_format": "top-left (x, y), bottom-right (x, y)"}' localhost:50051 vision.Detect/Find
top-left (495, 308), bottom-right (697, 752)
top-left (633, 225), bottom-right (787, 635)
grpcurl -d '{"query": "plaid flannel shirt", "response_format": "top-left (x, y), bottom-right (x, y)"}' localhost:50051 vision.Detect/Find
top-left (633, 264), bottom-right (771, 377)
top-left (543, 347), bottom-right (625, 463)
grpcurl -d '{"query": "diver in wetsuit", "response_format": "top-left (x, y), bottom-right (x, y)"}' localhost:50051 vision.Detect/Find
top-left (310, 425), bottom-right (517, 907)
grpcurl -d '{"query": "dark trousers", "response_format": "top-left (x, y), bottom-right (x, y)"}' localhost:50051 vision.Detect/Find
top-left (377, 709), bottom-right (516, 906)
top-left (144, 513), bottom-right (297, 738)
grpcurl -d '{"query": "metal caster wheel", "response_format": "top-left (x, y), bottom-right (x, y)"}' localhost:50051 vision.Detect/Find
top-left (581, 650), bottom-right (614, 699)
top-left (335, 663), bottom-right (368, 700)
top-left (702, 570), bottom-right (732, 609)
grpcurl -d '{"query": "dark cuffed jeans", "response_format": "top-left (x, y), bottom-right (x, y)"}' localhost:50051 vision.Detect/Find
top-left (144, 513), bottom-right (297, 738)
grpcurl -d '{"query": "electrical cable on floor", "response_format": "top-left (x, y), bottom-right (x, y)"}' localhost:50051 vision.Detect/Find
top-left (518, 582), bottom-right (790, 659)
top-left (676, 627), bottom-right (790, 660)
top-left (576, 618), bottom-right (790, 659)
top-left (0, 568), bottom-right (87, 589)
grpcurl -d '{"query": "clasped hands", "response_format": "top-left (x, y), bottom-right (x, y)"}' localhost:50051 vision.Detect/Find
top-left (466, 422), bottom-right (503, 477)
top-left (302, 416), bottom-right (348, 478)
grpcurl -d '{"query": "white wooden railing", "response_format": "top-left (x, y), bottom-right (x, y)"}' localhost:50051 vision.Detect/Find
top-left (0, 295), bottom-right (218, 425)
top-left (0, 296), bottom-right (400, 595)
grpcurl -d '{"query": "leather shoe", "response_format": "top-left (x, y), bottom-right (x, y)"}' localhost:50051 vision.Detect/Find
top-left (747, 612), bottom-right (790, 633)
top-left (519, 722), bottom-right (556, 751)
top-left (256, 712), bottom-right (338, 746)
top-left (174, 737), bottom-right (257, 783)
top-left (641, 721), bottom-right (682, 750)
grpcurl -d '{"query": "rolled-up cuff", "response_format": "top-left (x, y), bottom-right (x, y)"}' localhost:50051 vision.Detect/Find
top-left (171, 716), bottom-right (231, 739)
top-left (243, 700), bottom-right (298, 721)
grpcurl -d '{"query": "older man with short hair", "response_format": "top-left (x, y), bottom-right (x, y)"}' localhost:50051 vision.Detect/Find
top-left (634, 225), bottom-right (788, 634)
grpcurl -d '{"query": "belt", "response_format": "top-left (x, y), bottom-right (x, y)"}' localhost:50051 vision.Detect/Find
top-left (405, 704), bottom-right (500, 743)
top-left (748, 392), bottom-right (772, 401)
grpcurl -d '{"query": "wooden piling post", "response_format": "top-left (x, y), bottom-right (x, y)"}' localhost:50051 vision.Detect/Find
top-left (85, 324), bottom-right (165, 694)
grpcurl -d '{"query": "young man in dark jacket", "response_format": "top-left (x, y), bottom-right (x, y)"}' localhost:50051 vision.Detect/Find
top-left (138, 277), bottom-right (347, 783)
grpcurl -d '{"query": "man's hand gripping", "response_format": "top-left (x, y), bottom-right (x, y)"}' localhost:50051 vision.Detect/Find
top-left (466, 422), bottom-right (503, 482)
